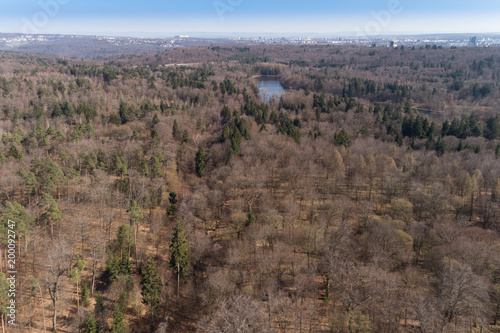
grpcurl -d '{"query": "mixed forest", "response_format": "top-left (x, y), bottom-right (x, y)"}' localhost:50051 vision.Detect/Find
top-left (0, 44), bottom-right (499, 332)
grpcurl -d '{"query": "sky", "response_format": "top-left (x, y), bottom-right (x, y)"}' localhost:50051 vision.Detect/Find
top-left (0, 0), bottom-right (499, 37)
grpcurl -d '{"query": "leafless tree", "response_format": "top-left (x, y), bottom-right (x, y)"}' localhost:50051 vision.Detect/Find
top-left (198, 293), bottom-right (268, 333)
top-left (44, 238), bottom-right (73, 331)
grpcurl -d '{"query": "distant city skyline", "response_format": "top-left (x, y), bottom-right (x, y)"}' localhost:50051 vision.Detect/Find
top-left (0, 0), bottom-right (499, 37)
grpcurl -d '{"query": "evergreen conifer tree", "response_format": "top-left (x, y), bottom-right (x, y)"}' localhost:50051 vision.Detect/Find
top-left (169, 219), bottom-right (189, 278)
top-left (111, 306), bottom-right (127, 333)
top-left (152, 113), bottom-right (160, 127)
top-left (8, 144), bottom-right (23, 159)
top-left (127, 202), bottom-right (142, 260)
top-left (195, 146), bottom-right (207, 177)
top-left (181, 130), bottom-right (189, 143)
top-left (83, 315), bottom-right (97, 333)
top-left (140, 258), bottom-right (162, 317)
top-left (172, 120), bottom-right (179, 139)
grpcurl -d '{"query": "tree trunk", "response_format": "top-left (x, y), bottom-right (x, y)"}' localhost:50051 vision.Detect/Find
top-left (50, 220), bottom-right (54, 240)
top-left (134, 222), bottom-right (138, 263)
top-left (493, 301), bottom-right (500, 325)
top-left (51, 283), bottom-right (58, 331)
top-left (53, 298), bottom-right (57, 332)
top-left (470, 193), bottom-right (474, 221)
top-left (91, 260), bottom-right (96, 296)
top-left (76, 280), bottom-right (79, 312)
top-left (40, 284), bottom-right (47, 333)
top-left (32, 243), bottom-right (36, 275)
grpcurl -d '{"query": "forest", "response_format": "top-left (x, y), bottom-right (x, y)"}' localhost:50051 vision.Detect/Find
top-left (0, 44), bottom-right (499, 332)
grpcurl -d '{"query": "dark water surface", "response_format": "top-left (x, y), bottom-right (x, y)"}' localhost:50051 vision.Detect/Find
top-left (257, 76), bottom-right (284, 102)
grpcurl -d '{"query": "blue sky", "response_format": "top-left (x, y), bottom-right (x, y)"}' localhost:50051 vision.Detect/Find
top-left (1, 0), bottom-right (499, 36)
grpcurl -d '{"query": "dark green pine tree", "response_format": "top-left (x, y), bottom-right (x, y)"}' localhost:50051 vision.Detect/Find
top-left (0, 273), bottom-right (10, 318)
top-left (434, 138), bottom-right (449, 156)
top-left (106, 253), bottom-right (130, 282)
top-left (169, 219), bottom-right (190, 278)
top-left (151, 129), bottom-right (159, 141)
top-left (119, 101), bottom-right (131, 124)
top-left (140, 154), bottom-right (150, 177)
top-left (195, 146), bottom-right (207, 177)
top-left (485, 115), bottom-right (499, 140)
top-left (167, 192), bottom-right (177, 216)
top-left (152, 113), bottom-right (160, 127)
top-left (394, 133), bottom-right (403, 146)
top-left (229, 127), bottom-right (243, 160)
top-left (220, 125), bottom-right (231, 142)
top-left (113, 152), bottom-right (128, 179)
top-left (8, 144), bottom-right (23, 159)
top-left (414, 116), bottom-right (426, 139)
top-left (95, 292), bottom-right (105, 315)
top-left (42, 200), bottom-right (62, 238)
top-left (105, 254), bottom-right (119, 282)
top-left (1, 201), bottom-right (35, 245)
top-left (81, 283), bottom-right (90, 306)
top-left (51, 103), bottom-right (63, 117)
top-left (131, 130), bottom-right (140, 141)
top-left (42, 158), bottom-right (65, 198)
top-left (333, 129), bottom-right (351, 148)
top-left (126, 201), bottom-right (142, 259)
top-left (220, 105), bottom-right (232, 123)
top-left (17, 168), bottom-right (37, 203)
top-left (117, 224), bottom-right (134, 259)
top-left (46, 126), bottom-right (56, 137)
top-left (127, 201), bottom-right (143, 226)
top-left (120, 255), bottom-right (132, 276)
top-left (33, 123), bottom-right (46, 140)
top-left (196, 118), bottom-right (205, 132)
top-left (181, 130), bottom-right (189, 143)
top-left (270, 110), bottom-right (278, 124)
top-left (172, 120), bottom-right (179, 139)
top-left (149, 155), bottom-right (163, 178)
top-left (246, 210), bottom-right (256, 226)
top-left (83, 315), bottom-right (98, 333)
top-left (140, 258), bottom-right (162, 317)
top-left (111, 306), bottom-right (127, 333)
top-left (496, 143), bottom-right (500, 159)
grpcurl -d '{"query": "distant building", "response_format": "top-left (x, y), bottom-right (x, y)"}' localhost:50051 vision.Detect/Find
top-left (469, 36), bottom-right (477, 47)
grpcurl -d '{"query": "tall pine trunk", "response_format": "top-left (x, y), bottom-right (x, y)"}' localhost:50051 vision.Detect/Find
top-left (40, 283), bottom-right (47, 332)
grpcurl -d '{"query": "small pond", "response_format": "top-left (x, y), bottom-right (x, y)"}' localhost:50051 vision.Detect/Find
top-left (256, 76), bottom-right (284, 102)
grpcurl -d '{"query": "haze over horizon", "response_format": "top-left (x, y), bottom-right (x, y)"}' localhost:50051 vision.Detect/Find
top-left (0, 0), bottom-right (499, 37)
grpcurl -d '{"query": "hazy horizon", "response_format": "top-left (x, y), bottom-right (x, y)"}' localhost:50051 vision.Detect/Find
top-left (1, 0), bottom-right (499, 37)
top-left (3, 30), bottom-right (500, 40)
